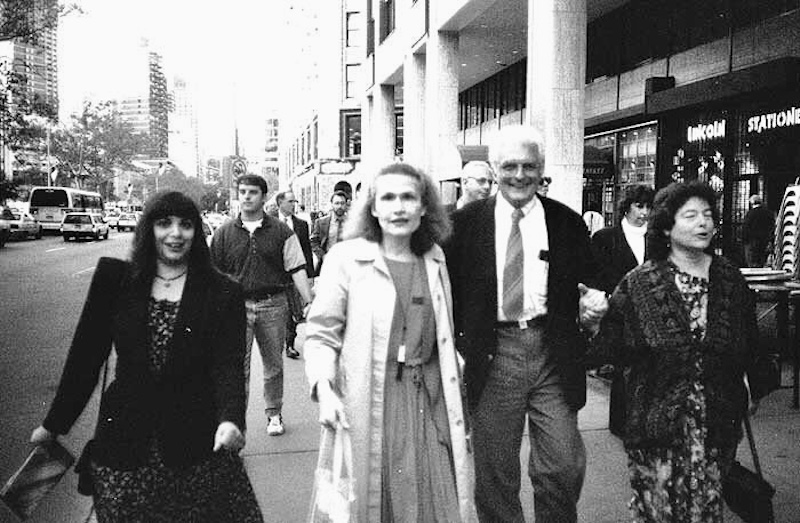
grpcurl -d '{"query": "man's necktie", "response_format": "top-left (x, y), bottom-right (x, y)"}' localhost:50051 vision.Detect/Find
top-left (503, 208), bottom-right (524, 320)
top-left (335, 217), bottom-right (343, 243)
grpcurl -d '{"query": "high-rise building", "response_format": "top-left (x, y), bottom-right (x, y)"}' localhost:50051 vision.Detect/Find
top-left (113, 43), bottom-right (168, 160)
top-left (0, 0), bottom-right (59, 117)
top-left (169, 76), bottom-right (200, 177)
top-left (148, 51), bottom-right (168, 158)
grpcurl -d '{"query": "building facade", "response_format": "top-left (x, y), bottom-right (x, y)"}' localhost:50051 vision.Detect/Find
top-left (169, 76), bottom-right (201, 177)
top-left (278, 0), bottom-right (367, 213)
top-left (363, 0), bottom-right (800, 261)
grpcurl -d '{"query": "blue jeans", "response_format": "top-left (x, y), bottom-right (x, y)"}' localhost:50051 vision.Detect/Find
top-left (472, 324), bottom-right (586, 523)
top-left (244, 295), bottom-right (288, 417)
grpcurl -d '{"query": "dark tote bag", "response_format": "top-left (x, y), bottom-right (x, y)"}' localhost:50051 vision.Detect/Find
top-left (722, 411), bottom-right (775, 523)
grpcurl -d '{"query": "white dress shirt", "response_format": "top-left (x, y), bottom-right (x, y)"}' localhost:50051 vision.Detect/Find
top-left (282, 213), bottom-right (294, 231)
top-left (495, 195), bottom-right (549, 321)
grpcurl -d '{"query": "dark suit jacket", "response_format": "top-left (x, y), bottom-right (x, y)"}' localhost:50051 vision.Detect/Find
top-left (445, 195), bottom-right (599, 410)
top-left (290, 214), bottom-right (315, 277)
top-left (590, 224), bottom-right (646, 295)
top-left (43, 257), bottom-right (246, 470)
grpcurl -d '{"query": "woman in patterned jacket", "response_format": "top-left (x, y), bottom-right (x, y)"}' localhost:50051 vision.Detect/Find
top-left (588, 181), bottom-right (778, 522)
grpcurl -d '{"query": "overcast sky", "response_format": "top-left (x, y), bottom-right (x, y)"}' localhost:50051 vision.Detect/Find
top-left (58, 0), bottom-right (294, 158)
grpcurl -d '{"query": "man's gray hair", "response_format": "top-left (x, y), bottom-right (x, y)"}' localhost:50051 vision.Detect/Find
top-left (487, 125), bottom-right (546, 166)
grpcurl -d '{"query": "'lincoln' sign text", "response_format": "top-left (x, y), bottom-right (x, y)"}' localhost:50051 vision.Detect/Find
top-left (687, 120), bottom-right (726, 143)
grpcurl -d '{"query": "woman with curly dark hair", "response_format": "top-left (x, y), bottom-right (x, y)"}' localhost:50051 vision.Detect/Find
top-left (588, 181), bottom-right (778, 521)
top-left (31, 191), bottom-right (263, 522)
top-left (305, 163), bottom-right (477, 522)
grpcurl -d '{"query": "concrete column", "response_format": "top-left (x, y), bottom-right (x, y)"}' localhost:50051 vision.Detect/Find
top-left (371, 84), bottom-right (396, 170)
top-left (403, 52), bottom-right (426, 168)
top-left (526, 0), bottom-right (587, 212)
top-left (424, 30), bottom-right (459, 180)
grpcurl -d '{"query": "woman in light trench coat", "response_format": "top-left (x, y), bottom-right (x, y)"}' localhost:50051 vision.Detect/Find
top-left (304, 163), bottom-right (477, 522)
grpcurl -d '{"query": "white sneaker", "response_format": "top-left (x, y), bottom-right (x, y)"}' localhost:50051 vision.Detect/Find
top-left (267, 415), bottom-right (285, 436)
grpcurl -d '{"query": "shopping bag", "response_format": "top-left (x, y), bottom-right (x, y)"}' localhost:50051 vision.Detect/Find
top-left (0, 442), bottom-right (75, 521)
top-left (308, 424), bottom-right (357, 523)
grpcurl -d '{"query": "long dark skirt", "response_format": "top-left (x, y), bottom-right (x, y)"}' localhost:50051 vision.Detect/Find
top-left (90, 444), bottom-right (263, 523)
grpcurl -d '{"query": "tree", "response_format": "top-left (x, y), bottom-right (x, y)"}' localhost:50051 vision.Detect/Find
top-left (0, 1), bottom-right (80, 43)
top-left (0, 177), bottom-right (18, 202)
top-left (1, 1), bottom-right (80, 190)
top-left (50, 102), bottom-right (147, 196)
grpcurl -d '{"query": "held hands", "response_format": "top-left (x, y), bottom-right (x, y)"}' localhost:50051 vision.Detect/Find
top-left (316, 380), bottom-right (349, 431)
top-left (213, 421), bottom-right (245, 452)
top-left (578, 283), bottom-right (609, 335)
top-left (30, 425), bottom-right (55, 446)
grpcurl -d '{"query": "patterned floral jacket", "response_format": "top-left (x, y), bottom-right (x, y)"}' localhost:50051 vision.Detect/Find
top-left (587, 256), bottom-right (777, 450)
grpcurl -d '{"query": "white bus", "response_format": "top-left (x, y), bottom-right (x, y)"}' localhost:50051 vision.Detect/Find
top-left (28, 186), bottom-right (105, 232)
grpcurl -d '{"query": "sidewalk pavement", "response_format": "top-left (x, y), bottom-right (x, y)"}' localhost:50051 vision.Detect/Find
top-left (6, 325), bottom-right (798, 522)
top-left (245, 327), bottom-right (800, 522)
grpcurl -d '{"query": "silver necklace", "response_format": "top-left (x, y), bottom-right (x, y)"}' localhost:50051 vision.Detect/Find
top-left (155, 270), bottom-right (187, 288)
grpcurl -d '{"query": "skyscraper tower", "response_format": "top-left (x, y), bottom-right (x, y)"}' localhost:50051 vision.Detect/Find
top-left (1, 0), bottom-right (59, 117)
top-left (148, 51), bottom-right (168, 158)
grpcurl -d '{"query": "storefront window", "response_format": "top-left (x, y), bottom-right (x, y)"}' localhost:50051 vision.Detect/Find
top-left (584, 123), bottom-right (658, 226)
top-left (618, 125), bottom-right (656, 187)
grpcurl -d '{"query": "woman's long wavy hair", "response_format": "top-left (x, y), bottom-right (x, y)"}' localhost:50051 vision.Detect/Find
top-left (345, 162), bottom-right (451, 255)
top-left (646, 181), bottom-right (719, 261)
top-left (129, 191), bottom-right (212, 285)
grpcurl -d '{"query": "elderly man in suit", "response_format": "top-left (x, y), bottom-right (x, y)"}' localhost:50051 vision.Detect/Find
top-left (446, 125), bottom-right (608, 522)
top-left (277, 190), bottom-right (315, 359)
top-left (310, 190), bottom-right (348, 275)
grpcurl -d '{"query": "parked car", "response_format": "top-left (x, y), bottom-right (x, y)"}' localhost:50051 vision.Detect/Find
top-left (117, 212), bottom-right (138, 231)
top-left (61, 212), bottom-right (110, 241)
top-left (0, 207), bottom-right (13, 247)
top-left (7, 210), bottom-right (43, 240)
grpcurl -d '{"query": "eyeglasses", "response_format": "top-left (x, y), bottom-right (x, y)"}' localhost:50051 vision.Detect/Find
top-left (540, 177), bottom-right (552, 186)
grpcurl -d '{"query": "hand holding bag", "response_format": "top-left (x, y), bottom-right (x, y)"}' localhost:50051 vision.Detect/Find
top-left (308, 424), bottom-right (357, 523)
top-left (722, 411), bottom-right (775, 523)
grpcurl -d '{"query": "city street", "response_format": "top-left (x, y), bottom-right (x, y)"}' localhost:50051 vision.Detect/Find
top-left (1, 234), bottom-right (799, 522)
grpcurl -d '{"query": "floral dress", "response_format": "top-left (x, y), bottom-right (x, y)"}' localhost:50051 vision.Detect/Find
top-left (627, 264), bottom-right (724, 522)
top-left (91, 298), bottom-right (263, 523)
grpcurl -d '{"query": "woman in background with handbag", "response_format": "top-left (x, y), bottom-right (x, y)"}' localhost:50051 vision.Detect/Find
top-left (587, 182), bottom-right (779, 522)
top-left (30, 191), bottom-right (263, 522)
top-left (304, 163), bottom-right (477, 522)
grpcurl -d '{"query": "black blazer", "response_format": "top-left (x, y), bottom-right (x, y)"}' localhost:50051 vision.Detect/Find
top-left (291, 215), bottom-right (315, 277)
top-left (445, 196), bottom-right (599, 410)
top-left (590, 225), bottom-right (646, 295)
top-left (43, 257), bottom-right (246, 470)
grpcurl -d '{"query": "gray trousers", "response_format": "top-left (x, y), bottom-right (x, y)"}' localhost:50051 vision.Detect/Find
top-left (472, 324), bottom-right (586, 522)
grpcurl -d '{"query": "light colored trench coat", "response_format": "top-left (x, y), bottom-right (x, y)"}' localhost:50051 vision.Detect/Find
top-left (304, 238), bottom-right (477, 523)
